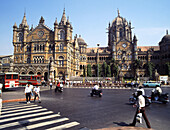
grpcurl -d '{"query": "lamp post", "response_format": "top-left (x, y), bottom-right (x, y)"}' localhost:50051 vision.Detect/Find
top-left (97, 44), bottom-right (100, 81)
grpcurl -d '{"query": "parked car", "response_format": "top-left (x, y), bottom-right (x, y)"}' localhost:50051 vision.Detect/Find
top-left (143, 81), bottom-right (160, 87)
top-left (125, 81), bottom-right (139, 87)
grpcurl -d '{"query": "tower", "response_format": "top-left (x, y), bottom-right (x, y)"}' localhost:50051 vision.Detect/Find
top-left (13, 13), bottom-right (29, 64)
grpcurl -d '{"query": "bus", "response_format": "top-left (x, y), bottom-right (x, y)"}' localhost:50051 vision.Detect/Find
top-left (19, 74), bottom-right (42, 86)
top-left (0, 72), bottom-right (19, 89)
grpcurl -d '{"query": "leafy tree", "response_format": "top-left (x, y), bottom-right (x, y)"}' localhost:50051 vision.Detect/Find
top-left (106, 65), bottom-right (111, 77)
top-left (110, 58), bottom-right (119, 78)
top-left (87, 64), bottom-right (92, 77)
top-left (96, 64), bottom-right (102, 77)
top-left (147, 62), bottom-right (155, 79)
top-left (83, 66), bottom-right (86, 77)
top-left (133, 59), bottom-right (142, 69)
top-left (103, 62), bottom-right (107, 77)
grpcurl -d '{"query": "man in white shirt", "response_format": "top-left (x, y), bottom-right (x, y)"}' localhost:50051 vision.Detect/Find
top-left (92, 84), bottom-right (99, 94)
top-left (137, 86), bottom-right (145, 96)
top-left (129, 91), bottom-right (151, 128)
top-left (33, 86), bottom-right (41, 103)
top-left (25, 82), bottom-right (32, 104)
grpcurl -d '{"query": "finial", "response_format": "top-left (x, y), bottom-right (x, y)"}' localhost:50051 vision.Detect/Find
top-left (24, 8), bottom-right (26, 16)
top-left (13, 22), bottom-right (17, 28)
top-left (117, 8), bottom-right (120, 16)
top-left (54, 18), bottom-right (58, 25)
top-left (39, 16), bottom-right (45, 24)
top-left (166, 30), bottom-right (168, 35)
top-left (63, 7), bottom-right (65, 14)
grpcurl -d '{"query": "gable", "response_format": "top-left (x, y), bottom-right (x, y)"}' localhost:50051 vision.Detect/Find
top-left (27, 24), bottom-right (54, 42)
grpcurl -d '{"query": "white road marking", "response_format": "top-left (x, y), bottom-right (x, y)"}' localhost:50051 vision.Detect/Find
top-left (0, 114), bottom-right (60, 129)
top-left (46, 121), bottom-right (80, 130)
top-left (2, 104), bottom-right (38, 111)
top-left (0, 108), bottom-right (47, 118)
top-left (21, 118), bottom-right (69, 129)
top-left (2, 106), bottom-right (42, 114)
top-left (2, 103), bottom-right (32, 108)
top-left (0, 111), bottom-right (53, 123)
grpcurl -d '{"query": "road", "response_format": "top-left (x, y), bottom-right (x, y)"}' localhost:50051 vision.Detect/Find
top-left (1, 86), bottom-right (170, 130)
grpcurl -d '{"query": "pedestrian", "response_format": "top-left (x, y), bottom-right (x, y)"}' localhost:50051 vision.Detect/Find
top-left (33, 85), bottom-right (41, 103)
top-left (50, 82), bottom-right (53, 89)
top-left (30, 83), bottom-right (34, 97)
top-left (129, 91), bottom-right (151, 128)
top-left (25, 82), bottom-right (32, 104)
top-left (55, 81), bottom-right (60, 92)
top-left (137, 86), bottom-right (145, 96)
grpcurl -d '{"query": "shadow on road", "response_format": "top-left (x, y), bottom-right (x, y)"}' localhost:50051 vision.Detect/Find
top-left (113, 122), bottom-right (129, 126)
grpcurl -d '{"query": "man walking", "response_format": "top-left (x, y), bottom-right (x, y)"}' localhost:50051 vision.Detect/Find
top-left (25, 82), bottom-right (32, 104)
top-left (129, 91), bottom-right (151, 128)
top-left (33, 85), bottom-right (41, 103)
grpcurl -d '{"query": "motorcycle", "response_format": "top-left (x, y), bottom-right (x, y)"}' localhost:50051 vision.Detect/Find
top-left (55, 86), bottom-right (63, 92)
top-left (151, 92), bottom-right (169, 104)
top-left (90, 89), bottom-right (102, 97)
top-left (129, 92), bottom-right (151, 106)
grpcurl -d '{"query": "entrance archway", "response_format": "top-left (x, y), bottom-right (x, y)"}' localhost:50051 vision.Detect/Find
top-left (28, 71), bottom-right (34, 74)
top-left (37, 72), bottom-right (41, 75)
top-left (44, 72), bottom-right (48, 81)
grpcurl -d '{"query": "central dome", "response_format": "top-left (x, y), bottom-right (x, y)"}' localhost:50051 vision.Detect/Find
top-left (161, 34), bottom-right (170, 42)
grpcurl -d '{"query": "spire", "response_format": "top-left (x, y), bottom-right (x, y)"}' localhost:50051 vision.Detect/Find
top-left (133, 34), bottom-right (137, 43)
top-left (117, 8), bottom-right (120, 17)
top-left (39, 16), bottom-right (45, 24)
top-left (66, 16), bottom-right (70, 25)
top-left (20, 12), bottom-right (28, 27)
top-left (54, 18), bottom-right (58, 25)
top-left (166, 29), bottom-right (168, 35)
top-left (30, 24), bottom-right (33, 31)
top-left (13, 22), bottom-right (17, 28)
top-left (60, 8), bottom-right (67, 25)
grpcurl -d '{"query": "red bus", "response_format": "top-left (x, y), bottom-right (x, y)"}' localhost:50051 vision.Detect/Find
top-left (0, 72), bottom-right (19, 89)
top-left (19, 74), bottom-right (41, 86)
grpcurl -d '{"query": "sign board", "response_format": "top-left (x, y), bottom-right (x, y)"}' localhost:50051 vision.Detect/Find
top-left (159, 75), bottom-right (168, 81)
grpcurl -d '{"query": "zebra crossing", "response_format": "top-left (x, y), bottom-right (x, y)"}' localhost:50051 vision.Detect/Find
top-left (0, 103), bottom-right (80, 130)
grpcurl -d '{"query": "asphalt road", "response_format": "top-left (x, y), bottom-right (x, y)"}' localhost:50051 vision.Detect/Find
top-left (2, 86), bottom-right (170, 130)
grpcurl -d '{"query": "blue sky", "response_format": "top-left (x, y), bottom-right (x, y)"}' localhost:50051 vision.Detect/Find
top-left (0, 0), bottom-right (170, 55)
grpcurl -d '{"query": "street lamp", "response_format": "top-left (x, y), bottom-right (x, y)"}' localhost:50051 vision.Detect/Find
top-left (97, 44), bottom-right (100, 81)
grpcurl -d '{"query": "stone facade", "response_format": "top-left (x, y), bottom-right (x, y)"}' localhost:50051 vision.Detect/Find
top-left (12, 9), bottom-right (87, 81)
top-left (11, 9), bottom-right (170, 81)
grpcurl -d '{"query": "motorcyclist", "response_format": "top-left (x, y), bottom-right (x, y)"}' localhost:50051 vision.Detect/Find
top-left (151, 86), bottom-right (162, 101)
top-left (92, 83), bottom-right (99, 94)
top-left (55, 81), bottom-right (60, 92)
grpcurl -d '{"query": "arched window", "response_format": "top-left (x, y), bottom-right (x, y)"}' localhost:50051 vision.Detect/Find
top-left (58, 56), bottom-right (64, 66)
top-left (17, 33), bottom-right (23, 42)
top-left (27, 58), bottom-right (30, 63)
top-left (80, 65), bottom-right (82, 69)
top-left (59, 43), bottom-right (64, 51)
top-left (119, 28), bottom-right (123, 39)
top-left (49, 44), bottom-right (51, 51)
top-left (60, 30), bottom-right (65, 40)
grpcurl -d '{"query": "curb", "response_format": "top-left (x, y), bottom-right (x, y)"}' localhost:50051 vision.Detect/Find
top-left (2, 98), bottom-right (34, 103)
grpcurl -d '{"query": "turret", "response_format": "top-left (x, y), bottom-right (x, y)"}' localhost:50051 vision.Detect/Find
top-left (54, 18), bottom-right (58, 41)
top-left (133, 34), bottom-right (138, 60)
top-left (13, 23), bottom-right (17, 43)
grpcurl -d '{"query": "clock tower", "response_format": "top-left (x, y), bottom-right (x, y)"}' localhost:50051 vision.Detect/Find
top-left (108, 9), bottom-right (137, 78)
